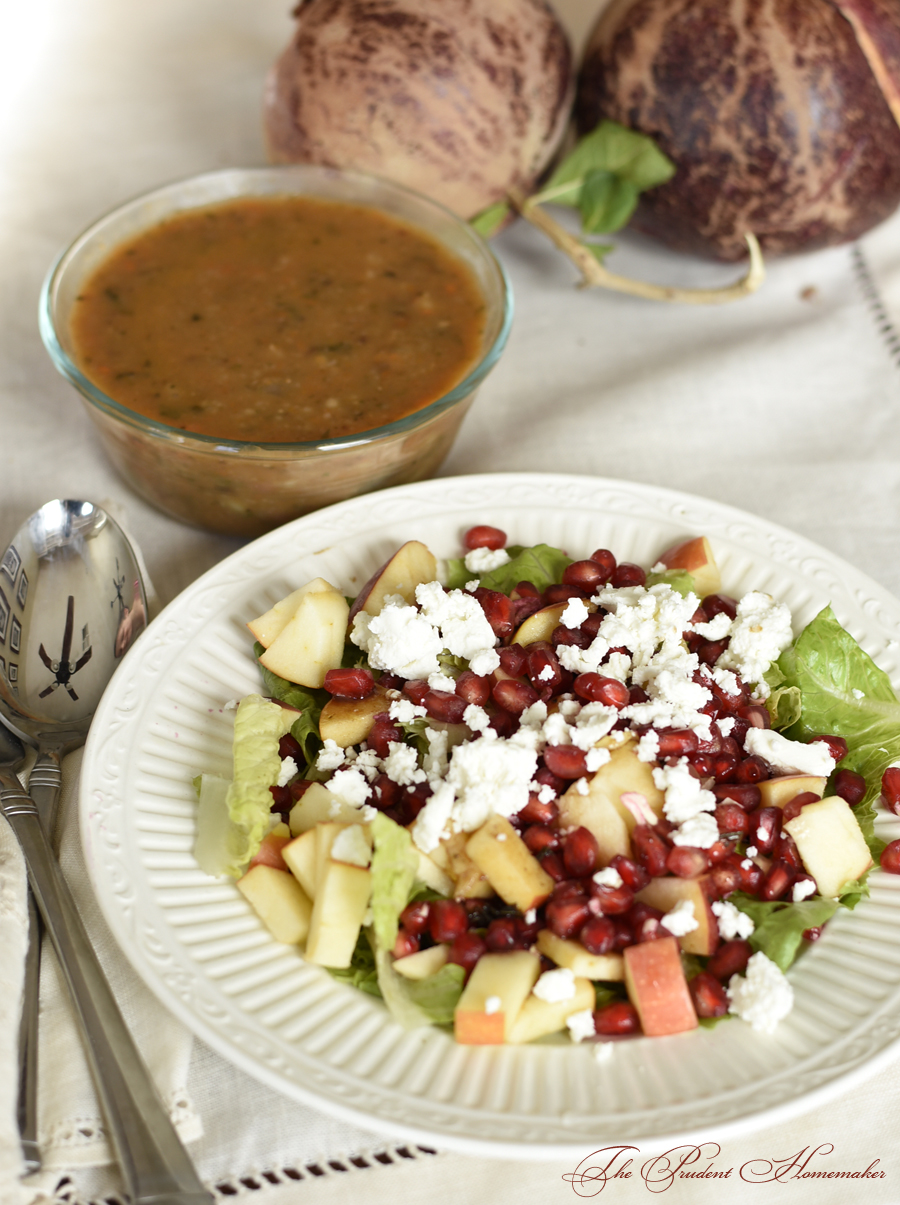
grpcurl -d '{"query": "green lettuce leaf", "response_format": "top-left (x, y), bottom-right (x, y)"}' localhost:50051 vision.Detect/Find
top-left (369, 813), bottom-right (420, 952)
top-left (253, 641), bottom-right (327, 766)
top-left (373, 941), bottom-right (464, 1028)
top-left (445, 543), bottom-right (573, 595)
top-left (766, 685), bottom-right (803, 731)
top-left (730, 892), bottom-right (839, 972)
top-left (470, 201), bottom-right (510, 238)
top-left (327, 931), bottom-right (382, 998)
top-left (645, 568), bottom-right (696, 598)
top-left (777, 605), bottom-right (897, 856)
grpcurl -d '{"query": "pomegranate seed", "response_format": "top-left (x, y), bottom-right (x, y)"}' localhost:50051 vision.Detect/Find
top-left (666, 846), bottom-right (709, 878)
top-left (496, 644), bottom-right (525, 676)
top-left (781, 790), bottom-right (821, 822)
top-left (571, 917), bottom-right (613, 957)
top-left (429, 899), bottom-right (468, 943)
top-left (706, 837), bottom-right (735, 864)
top-left (552, 624), bottom-right (592, 649)
top-left (882, 766), bottom-right (900, 815)
top-left (373, 773), bottom-right (401, 810)
top-left (690, 971), bottom-right (729, 1018)
top-left (880, 839), bottom-right (900, 874)
top-left (517, 794), bottom-right (559, 825)
top-left (393, 930), bottom-right (420, 959)
top-left (289, 778), bottom-right (312, 802)
top-left (424, 689), bottom-right (468, 724)
top-left (634, 916), bottom-right (665, 943)
top-left (712, 783), bottom-right (761, 810)
top-left (721, 736), bottom-right (743, 758)
top-left (573, 674), bottom-right (629, 707)
top-left (492, 679), bottom-right (539, 715)
top-left (552, 879), bottom-right (587, 901)
top-left (738, 858), bottom-right (765, 895)
top-left (581, 612), bottom-right (605, 638)
top-left (473, 587), bottom-right (514, 639)
top-left (323, 666), bottom-right (375, 699)
top-left (702, 593), bottom-right (738, 620)
top-left (463, 524), bottom-right (506, 550)
top-left (735, 756), bottom-right (768, 784)
top-left (448, 931), bottom-right (486, 971)
top-left (545, 896), bottom-right (591, 938)
top-left (278, 733), bottom-right (304, 761)
top-left (513, 580), bottom-right (542, 599)
top-left (611, 563), bottom-right (646, 587)
top-left (544, 583), bottom-right (587, 605)
top-left (710, 860), bottom-right (742, 897)
top-left (689, 754), bottom-right (714, 778)
top-left (698, 639), bottom-right (729, 666)
top-left (402, 680), bottom-right (430, 705)
top-left (609, 854), bottom-right (649, 892)
top-left (367, 714), bottom-right (403, 757)
top-left (269, 783), bottom-right (291, 810)
top-left (761, 861), bottom-right (793, 900)
top-left (523, 824), bottom-right (559, 854)
top-left (833, 768), bottom-right (867, 806)
top-left (711, 752), bottom-right (739, 783)
top-left (656, 729), bottom-right (699, 757)
top-left (738, 704), bottom-right (771, 731)
top-left (563, 826), bottom-right (600, 877)
top-left (588, 549), bottom-right (617, 577)
top-left (377, 673), bottom-right (403, 691)
top-left (514, 914), bottom-right (541, 947)
top-left (803, 926), bottom-right (824, 942)
top-left (628, 901), bottom-right (663, 931)
top-left (543, 744), bottom-right (589, 779)
top-left (489, 710), bottom-right (517, 738)
top-left (562, 560), bottom-right (606, 590)
top-left (526, 644), bottom-right (562, 691)
top-left (540, 850), bottom-right (567, 881)
top-left (485, 917), bottom-right (518, 952)
top-left (809, 734), bottom-right (849, 762)
top-left (589, 881), bottom-right (635, 915)
top-left (511, 596), bottom-right (544, 626)
top-left (632, 825), bottom-right (669, 876)
top-left (715, 801), bottom-right (750, 836)
top-left (399, 901), bottom-right (431, 935)
top-left (455, 670), bottom-right (491, 706)
top-left (593, 1001), bottom-right (640, 1035)
top-left (748, 806), bottom-right (781, 854)
top-left (773, 830), bottom-right (802, 869)
top-left (707, 939), bottom-right (753, 981)
top-left (629, 685), bottom-right (649, 705)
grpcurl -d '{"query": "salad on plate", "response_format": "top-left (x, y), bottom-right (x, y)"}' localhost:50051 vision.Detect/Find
top-left (193, 526), bottom-right (900, 1047)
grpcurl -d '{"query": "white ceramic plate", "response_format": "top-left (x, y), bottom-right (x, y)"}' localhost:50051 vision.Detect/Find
top-left (80, 472), bottom-right (900, 1159)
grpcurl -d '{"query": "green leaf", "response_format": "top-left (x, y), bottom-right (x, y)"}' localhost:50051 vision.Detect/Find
top-left (470, 201), bottom-right (510, 238)
top-left (645, 568), bottom-right (696, 598)
top-left (837, 875), bottom-right (870, 911)
top-left (541, 120), bottom-right (675, 203)
top-left (253, 641), bottom-right (327, 763)
top-left (582, 241), bottom-right (614, 264)
top-left (327, 931), bottom-right (382, 998)
top-left (593, 982), bottom-right (626, 1009)
top-left (437, 650), bottom-right (469, 676)
top-left (369, 813), bottom-right (420, 952)
top-left (730, 892), bottom-right (839, 972)
top-left (777, 606), bottom-right (898, 857)
top-left (578, 169), bottom-right (639, 234)
top-left (766, 685), bottom-right (803, 731)
top-left (449, 543), bottom-right (573, 596)
top-left (373, 940), bottom-right (464, 1028)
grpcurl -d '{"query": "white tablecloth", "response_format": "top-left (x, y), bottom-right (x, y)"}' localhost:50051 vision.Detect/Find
top-left (2, 0), bottom-right (900, 1201)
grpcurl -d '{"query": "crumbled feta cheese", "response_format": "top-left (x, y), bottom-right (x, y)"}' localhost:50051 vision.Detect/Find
top-left (670, 811), bottom-right (720, 849)
top-left (567, 1009), bottom-right (597, 1043)
top-left (571, 702), bottom-right (617, 750)
top-left (716, 591), bottom-right (793, 688)
top-left (469, 647), bottom-right (501, 675)
top-left (484, 995), bottom-right (502, 1015)
top-left (423, 727), bottom-right (449, 779)
top-left (464, 547), bottom-right (510, 573)
top-left (711, 899), bottom-right (755, 940)
top-left (223, 698), bottom-right (239, 711)
top-left (653, 759), bottom-right (716, 825)
top-left (353, 748), bottom-right (381, 781)
top-left (330, 824), bottom-right (372, 868)
top-left (560, 597), bottom-right (590, 629)
top-left (745, 845), bottom-right (758, 857)
top-left (660, 899), bottom-right (699, 936)
top-left (718, 717), bottom-right (736, 737)
top-left (707, 666), bottom-right (740, 696)
top-left (383, 742), bottom-right (425, 786)
top-left (792, 879), bottom-right (816, 902)
top-left (585, 746), bottom-right (612, 773)
top-left (692, 611), bottom-right (733, 641)
top-left (593, 866), bottom-right (623, 889)
top-left (557, 698), bottom-right (581, 718)
top-left (744, 728), bottom-right (836, 776)
top-left (636, 729), bottom-right (660, 763)
top-left (415, 581), bottom-right (498, 665)
top-left (351, 600), bottom-right (443, 680)
top-left (542, 711), bottom-right (572, 746)
top-left (524, 909), bottom-right (537, 924)
top-left (427, 671), bottom-right (457, 693)
top-left (537, 663), bottom-right (556, 681)
top-left (410, 780), bottom-right (456, 852)
top-left (421, 732), bottom-right (538, 838)
top-left (604, 651), bottom-right (632, 681)
top-left (727, 951), bottom-right (793, 1033)
top-left (276, 755), bottom-right (299, 787)
top-left (465, 579), bottom-right (479, 592)
top-left (741, 858), bottom-right (753, 870)
top-left (575, 776), bottom-right (590, 796)
top-left (533, 967), bottom-right (577, 1003)
top-left (325, 768), bottom-right (373, 810)
top-left (388, 697), bottom-right (427, 724)
top-left (537, 783), bottom-right (556, 805)
top-left (316, 739), bottom-right (345, 772)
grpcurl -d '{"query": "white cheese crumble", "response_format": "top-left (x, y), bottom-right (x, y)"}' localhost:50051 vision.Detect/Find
top-left (316, 739), bottom-right (345, 772)
top-left (427, 671), bottom-right (457, 693)
top-left (463, 547), bottom-right (510, 573)
top-left (593, 866), bottom-right (623, 889)
top-left (325, 768), bottom-right (373, 810)
top-left (711, 899), bottom-right (755, 940)
top-left (575, 777), bottom-right (590, 796)
top-left (744, 728), bottom-right (836, 776)
top-left (660, 899), bottom-right (699, 936)
top-left (276, 755), bottom-right (299, 787)
top-left (537, 663), bottom-right (556, 681)
top-left (670, 811), bottom-right (720, 849)
top-left (745, 845), bottom-right (758, 857)
top-left (463, 704), bottom-right (491, 733)
top-left (383, 742), bottom-right (426, 787)
top-left (586, 746), bottom-right (612, 773)
top-left (718, 716), bottom-right (736, 737)
top-left (566, 1009), bottom-right (597, 1043)
top-left (351, 600), bottom-right (443, 680)
top-left (415, 580), bottom-right (498, 666)
top-left (692, 611), bottom-right (733, 641)
top-left (533, 967), bottom-right (577, 1003)
top-left (727, 952), bottom-right (794, 1033)
top-left (409, 780), bottom-right (455, 852)
top-left (653, 758), bottom-right (716, 825)
top-left (636, 729), bottom-right (660, 763)
top-left (422, 727), bottom-right (449, 779)
top-left (484, 995), bottom-right (502, 1015)
top-left (330, 824), bottom-right (371, 868)
top-left (465, 579), bottom-right (479, 592)
top-left (716, 591), bottom-right (793, 690)
top-left (792, 879), bottom-right (816, 902)
top-left (560, 597), bottom-right (590, 629)
top-left (388, 697), bottom-right (427, 724)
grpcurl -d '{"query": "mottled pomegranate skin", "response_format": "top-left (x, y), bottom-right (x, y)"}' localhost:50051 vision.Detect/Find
top-left (265, 0), bottom-right (573, 220)
top-left (576, 0), bottom-right (900, 260)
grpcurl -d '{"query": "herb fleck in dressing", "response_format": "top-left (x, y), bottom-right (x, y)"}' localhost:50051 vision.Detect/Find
top-left (70, 196), bottom-right (486, 441)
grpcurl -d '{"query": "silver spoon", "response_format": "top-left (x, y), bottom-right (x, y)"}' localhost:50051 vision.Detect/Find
top-left (0, 500), bottom-right (211, 1203)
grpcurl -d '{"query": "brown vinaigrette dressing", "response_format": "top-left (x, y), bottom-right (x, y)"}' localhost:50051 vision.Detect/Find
top-left (70, 195), bottom-right (486, 442)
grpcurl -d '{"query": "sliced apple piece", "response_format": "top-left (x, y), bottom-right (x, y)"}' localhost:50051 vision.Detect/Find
top-left (784, 795), bottom-right (873, 898)
top-left (348, 540), bottom-right (437, 621)
top-left (236, 864), bottom-right (312, 945)
top-left (393, 943), bottom-right (450, 980)
top-left (442, 832), bottom-right (493, 899)
top-left (512, 603), bottom-right (568, 646)
top-left (465, 815), bottom-right (554, 912)
top-left (247, 577), bottom-right (341, 648)
top-left (536, 930), bottom-right (625, 980)
top-left (259, 589), bottom-right (350, 688)
top-left (281, 827), bottom-right (319, 898)
top-left (305, 834), bottom-right (372, 969)
top-left (454, 951), bottom-right (541, 1044)
top-left (415, 849), bottom-right (455, 897)
top-left (635, 876), bottom-right (719, 956)
top-left (249, 823), bottom-right (292, 872)
top-left (623, 936), bottom-right (698, 1037)
top-left (656, 535), bottom-right (721, 597)
top-left (757, 774), bottom-right (826, 809)
top-left (507, 976), bottom-right (595, 1045)
top-left (559, 740), bottom-right (665, 863)
top-left (319, 685), bottom-right (390, 747)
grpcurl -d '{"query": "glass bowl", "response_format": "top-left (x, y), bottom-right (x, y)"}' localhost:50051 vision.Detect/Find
top-left (40, 166), bottom-right (513, 538)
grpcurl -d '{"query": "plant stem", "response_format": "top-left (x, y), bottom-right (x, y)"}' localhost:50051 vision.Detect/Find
top-left (508, 189), bottom-right (765, 304)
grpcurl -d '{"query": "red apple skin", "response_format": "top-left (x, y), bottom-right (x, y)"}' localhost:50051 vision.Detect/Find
top-left (250, 832), bottom-right (291, 873)
top-left (657, 536), bottom-right (721, 596)
top-left (624, 936), bottom-right (699, 1037)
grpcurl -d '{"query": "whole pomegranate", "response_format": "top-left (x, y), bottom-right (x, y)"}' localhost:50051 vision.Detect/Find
top-left (264, 0), bottom-right (573, 220)
top-left (576, 0), bottom-right (900, 260)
